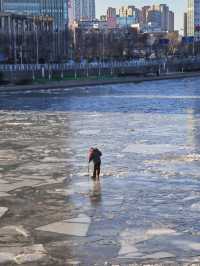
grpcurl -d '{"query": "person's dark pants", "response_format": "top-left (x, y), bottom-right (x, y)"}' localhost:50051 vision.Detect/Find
top-left (93, 162), bottom-right (101, 181)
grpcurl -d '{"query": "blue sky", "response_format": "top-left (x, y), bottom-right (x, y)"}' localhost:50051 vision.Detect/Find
top-left (96, 0), bottom-right (187, 31)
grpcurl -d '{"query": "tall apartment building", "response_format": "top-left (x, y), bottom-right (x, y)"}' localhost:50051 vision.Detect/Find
top-left (145, 4), bottom-right (174, 32)
top-left (187, 0), bottom-right (200, 39)
top-left (68, 0), bottom-right (74, 26)
top-left (119, 6), bottom-right (140, 19)
top-left (119, 6), bottom-right (135, 17)
top-left (184, 12), bottom-right (188, 36)
top-left (106, 7), bottom-right (117, 29)
top-left (147, 5), bottom-right (161, 29)
top-left (118, 5), bottom-right (141, 25)
top-left (169, 10), bottom-right (174, 32)
top-left (160, 4), bottom-right (169, 31)
top-left (73, 0), bottom-right (95, 21)
top-left (1, 0), bottom-right (68, 30)
top-left (107, 7), bottom-right (116, 19)
top-left (2, 0), bottom-right (69, 60)
top-left (141, 6), bottom-right (150, 25)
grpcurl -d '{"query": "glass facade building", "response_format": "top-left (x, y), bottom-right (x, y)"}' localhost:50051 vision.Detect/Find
top-left (1, 0), bottom-right (69, 61)
top-left (160, 4), bottom-right (169, 32)
top-left (1, 0), bottom-right (68, 30)
top-left (74, 0), bottom-right (95, 21)
top-left (147, 9), bottom-right (161, 29)
top-left (187, 0), bottom-right (200, 39)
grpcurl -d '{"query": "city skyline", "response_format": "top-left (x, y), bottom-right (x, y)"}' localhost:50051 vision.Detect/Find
top-left (96, 0), bottom-right (187, 31)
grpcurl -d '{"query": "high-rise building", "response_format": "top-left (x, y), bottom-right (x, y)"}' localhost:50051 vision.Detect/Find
top-left (118, 5), bottom-right (141, 27)
top-left (0, 12), bottom-right (54, 63)
top-left (187, 0), bottom-right (200, 39)
top-left (141, 6), bottom-right (150, 25)
top-left (107, 7), bottom-right (116, 19)
top-left (1, 0), bottom-right (68, 30)
top-left (160, 4), bottom-right (169, 31)
top-left (147, 6), bottom-right (161, 29)
top-left (184, 12), bottom-right (188, 36)
top-left (68, 0), bottom-right (74, 26)
top-left (146, 4), bottom-right (174, 32)
top-left (73, 0), bottom-right (80, 20)
top-left (119, 6), bottom-right (136, 17)
top-left (119, 6), bottom-right (131, 17)
top-left (2, 0), bottom-right (69, 60)
top-left (168, 11), bottom-right (174, 32)
top-left (73, 0), bottom-right (95, 21)
top-left (106, 7), bottom-right (117, 29)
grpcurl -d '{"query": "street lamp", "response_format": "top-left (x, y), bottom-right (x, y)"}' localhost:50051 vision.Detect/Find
top-left (33, 19), bottom-right (39, 65)
top-left (102, 29), bottom-right (105, 64)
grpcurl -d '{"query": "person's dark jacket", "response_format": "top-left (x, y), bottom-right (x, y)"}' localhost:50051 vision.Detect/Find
top-left (89, 148), bottom-right (102, 164)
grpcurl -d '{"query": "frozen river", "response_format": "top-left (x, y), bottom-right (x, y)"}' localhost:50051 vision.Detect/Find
top-left (0, 78), bottom-right (200, 265)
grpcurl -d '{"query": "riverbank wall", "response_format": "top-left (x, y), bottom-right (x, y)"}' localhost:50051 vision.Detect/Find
top-left (0, 71), bottom-right (199, 93)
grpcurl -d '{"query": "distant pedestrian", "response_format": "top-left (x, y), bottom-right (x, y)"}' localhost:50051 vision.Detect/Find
top-left (88, 147), bottom-right (102, 181)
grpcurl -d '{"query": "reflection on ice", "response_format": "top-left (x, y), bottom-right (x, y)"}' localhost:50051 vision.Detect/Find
top-left (145, 157), bottom-right (200, 179)
top-left (118, 227), bottom-right (178, 259)
top-left (143, 252), bottom-right (175, 259)
top-left (171, 240), bottom-right (200, 251)
top-left (191, 202), bottom-right (200, 211)
top-left (118, 225), bottom-right (200, 260)
top-left (123, 143), bottom-right (185, 155)
top-left (47, 188), bottom-right (75, 196)
top-left (0, 207), bottom-right (8, 219)
top-left (146, 228), bottom-right (177, 236)
top-left (78, 129), bottom-right (100, 135)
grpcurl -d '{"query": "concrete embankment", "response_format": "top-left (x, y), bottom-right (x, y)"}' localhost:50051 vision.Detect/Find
top-left (0, 71), bottom-right (200, 92)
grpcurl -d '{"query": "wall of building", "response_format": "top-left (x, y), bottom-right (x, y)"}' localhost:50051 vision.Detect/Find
top-left (74, 0), bottom-right (95, 21)
top-left (184, 12), bottom-right (188, 36)
top-left (169, 11), bottom-right (174, 32)
top-left (187, 0), bottom-right (194, 36)
top-left (0, 12), bottom-right (55, 63)
top-left (1, 0), bottom-right (68, 30)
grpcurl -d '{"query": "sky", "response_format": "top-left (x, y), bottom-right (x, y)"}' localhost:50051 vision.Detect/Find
top-left (96, 0), bottom-right (187, 31)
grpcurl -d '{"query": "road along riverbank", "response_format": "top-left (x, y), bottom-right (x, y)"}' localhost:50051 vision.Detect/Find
top-left (0, 71), bottom-right (200, 92)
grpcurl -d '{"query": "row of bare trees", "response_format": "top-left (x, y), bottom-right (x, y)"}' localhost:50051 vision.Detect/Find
top-left (2, 26), bottom-right (200, 64)
top-left (69, 28), bottom-right (200, 61)
top-left (0, 30), bottom-right (67, 64)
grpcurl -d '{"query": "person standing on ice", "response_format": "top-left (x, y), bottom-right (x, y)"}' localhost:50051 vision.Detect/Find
top-left (88, 147), bottom-right (102, 181)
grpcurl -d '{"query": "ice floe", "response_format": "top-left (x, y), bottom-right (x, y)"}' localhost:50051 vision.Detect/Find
top-left (36, 214), bottom-right (91, 237)
top-left (14, 244), bottom-right (47, 264)
top-left (0, 180), bottom-right (41, 193)
top-left (0, 244), bottom-right (47, 265)
top-left (0, 225), bottom-right (29, 238)
top-left (0, 192), bottom-right (11, 197)
top-left (0, 207), bottom-right (8, 219)
top-left (0, 252), bottom-right (14, 264)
